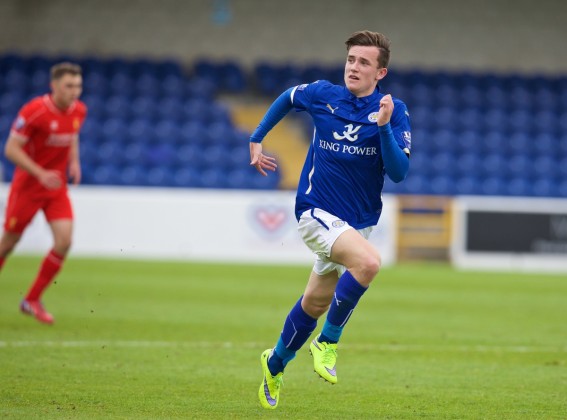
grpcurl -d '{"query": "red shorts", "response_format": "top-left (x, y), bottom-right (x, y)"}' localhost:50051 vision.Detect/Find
top-left (3, 188), bottom-right (73, 234)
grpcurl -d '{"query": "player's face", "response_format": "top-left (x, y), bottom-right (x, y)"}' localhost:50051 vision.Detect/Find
top-left (51, 73), bottom-right (83, 109)
top-left (344, 45), bottom-right (387, 97)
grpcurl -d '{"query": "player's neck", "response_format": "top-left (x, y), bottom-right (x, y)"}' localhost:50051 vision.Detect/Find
top-left (50, 94), bottom-right (73, 111)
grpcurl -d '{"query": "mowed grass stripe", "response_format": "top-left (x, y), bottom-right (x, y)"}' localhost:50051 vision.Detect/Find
top-left (1, 340), bottom-right (565, 353)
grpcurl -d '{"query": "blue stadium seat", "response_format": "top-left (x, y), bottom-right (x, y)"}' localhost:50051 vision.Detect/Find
top-left (175, 144), bottom-right (201, 168)
top-left (200, 168), bottom-right (228, 189)
top-left (179, 120), bottom-right (208, 146)
top-left (480, 177), bottom-right (506, 196)
top-left (431, 152), bottom-right (456, 176)
top-left (109, 72), bottom-right (134, 97)
top-left (173, 167), bottom-right (201, 187)
top-left (219, 61), bottom-right (247, 92)
top-left (531, 177), bottom-right (556, 197)
top-left (227, 144), bottom-right (250, 170)
top-left (153, 120), bottom-right (181, 143)
top-left (480, 153), bottom-right (506, 178)
top-left (506, 154), bottom-right (531, 179)
top-left (127, 118), bottom-right (154, 144)
top-left (156, 97), bottom-right (184, 122)
top-left (532, 155), bottom-right (557, 178)
top-left (456, 153), bottom-right (482, 176)
top-left (104, 96), bottom-right (132, 120)
top-left (96, 141), bottom-right (125, 166)
top-left (506, 177), bottom-right (531, 197)
top-left (119, 165), bottom-right (148, 186)
top-left (135, 73), bottom-right (160, 97)
top-left (455, 176), bottom-right (480, 195)
top-left (403, 174), bottom-right (430, 195)
top-left (101, 118), bottom-right (129, 142)
top-left (182, 98), bottom-right (210, 123)
top-left (144, 143), bottom-right (176, 166)
top-left (91, 164), bottom-right (121, 186)
top-left (430, 176), bottom-right (456, 195)
top-left (508, 131), bottom-right (530, 155)
top-left (161, 74), bottom-right (186, 98)
top-left (482, 131), bottom-right (506, 154)
top-left (146, 166), bottom-right (175, 187)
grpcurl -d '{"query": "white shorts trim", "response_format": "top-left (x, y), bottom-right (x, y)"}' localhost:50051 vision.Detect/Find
top-left (297, 208), bottom-right (373, 276)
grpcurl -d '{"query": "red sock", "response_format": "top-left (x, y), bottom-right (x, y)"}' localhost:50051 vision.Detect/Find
top-left (25, 250), bottom-right (64, 301)
top-left (0, 257), bottom-right (5, 271)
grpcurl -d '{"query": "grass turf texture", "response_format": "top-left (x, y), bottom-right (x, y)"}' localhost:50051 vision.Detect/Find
top-left (0, 256), bottom-right (565, 419)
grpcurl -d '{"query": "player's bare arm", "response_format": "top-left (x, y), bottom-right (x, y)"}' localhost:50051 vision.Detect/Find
top-left (68, 137), bottom-right (82, 185)
top-left (4, 135), bottom-right (62, 190)
top-left (250, 142), bottom-right (277, 176)
top-left (376, 94), bottom-right (394, 126)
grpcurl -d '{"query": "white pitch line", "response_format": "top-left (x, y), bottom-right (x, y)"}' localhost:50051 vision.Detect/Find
top-left (0, 341), bottom-right (565, 353)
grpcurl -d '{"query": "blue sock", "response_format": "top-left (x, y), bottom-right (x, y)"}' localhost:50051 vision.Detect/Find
top-left (319, 270), bottom-right (368, 344)
top-left (267, 296), bottom-right (317, 375)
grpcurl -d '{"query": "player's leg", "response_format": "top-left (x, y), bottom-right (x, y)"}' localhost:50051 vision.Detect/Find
top-left (22, 193), bottom-right (73, 324)
top-left (25, 218), bottom-right (72, 301)
top-left (0, 231), bottom-right (23, 270)
top-left (311, 227), bottom-right (381, 383)
top-left (259, 268), bottom-right (336, 409)
top-left (0, 188), bottom-right (40, 271)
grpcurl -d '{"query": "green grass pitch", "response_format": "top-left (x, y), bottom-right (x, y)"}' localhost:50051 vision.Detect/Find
top-left (0, 256), bottom-right (565, 419)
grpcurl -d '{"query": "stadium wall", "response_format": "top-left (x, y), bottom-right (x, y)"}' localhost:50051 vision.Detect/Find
top-left (0, 0), bottom-right (566, 74)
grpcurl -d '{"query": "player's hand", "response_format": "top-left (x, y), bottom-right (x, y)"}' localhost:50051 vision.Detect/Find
top-left (377, 94), bottom-right (394, 126)
top-left (250, 142), bottom-right (277, 176)
top-left (68, 161), bottom-right (82, 185)
top-left (38, 169), bottom-right (63, 190)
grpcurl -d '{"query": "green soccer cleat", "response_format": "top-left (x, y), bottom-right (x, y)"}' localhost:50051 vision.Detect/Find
top-left (309, 335), bottom-right (338, 384)
top-left (258, 349), bottom-right (284, 409)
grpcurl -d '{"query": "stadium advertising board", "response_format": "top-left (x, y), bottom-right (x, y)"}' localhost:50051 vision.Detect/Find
top-left (452, 196), bottom-right (567, 272)
top-left (0, 185), bottom-right (396, 266)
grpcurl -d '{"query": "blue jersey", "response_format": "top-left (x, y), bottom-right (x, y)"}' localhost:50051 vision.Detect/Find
top-left (290, 80), bottom-right (411, 229)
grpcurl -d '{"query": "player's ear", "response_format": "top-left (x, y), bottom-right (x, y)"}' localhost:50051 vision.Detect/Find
top-left (376, 67), bottom-right (388, 81)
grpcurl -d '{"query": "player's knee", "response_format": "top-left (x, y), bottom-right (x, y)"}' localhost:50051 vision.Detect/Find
top-left (54, 238), bottom-right (72, 255)
top-left (357, 253), bottom-right (381, 285)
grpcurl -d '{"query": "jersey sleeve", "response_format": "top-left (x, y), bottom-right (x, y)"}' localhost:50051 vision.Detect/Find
top-left (290, 80), bottom-right (328, 112)
top-left (10, 101), bottom-right (41, 141)
top-left (390, 100), bottom-right (412, 154)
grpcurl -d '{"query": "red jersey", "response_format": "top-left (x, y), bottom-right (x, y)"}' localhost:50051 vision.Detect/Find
top-left (9, 94), bottom-right (87, 193)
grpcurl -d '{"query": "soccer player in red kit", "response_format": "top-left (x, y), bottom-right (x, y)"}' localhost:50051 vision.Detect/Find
top-left (0, 62), bottom-right (87, 324)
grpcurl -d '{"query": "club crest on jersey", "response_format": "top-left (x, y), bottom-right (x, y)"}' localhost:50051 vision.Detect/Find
top-left (332, 220), bottom-right (346, 228)
top-left (368, 112), bottom-right (378, 122)
top-left (73, 118), bottom-right (80, 130)
top-left (14, 116), bottom-right (26, 130)
top-left (333, 124), bottom-right (362, 142)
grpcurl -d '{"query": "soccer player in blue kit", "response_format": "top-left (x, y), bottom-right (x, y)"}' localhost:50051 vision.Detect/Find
top-left (250, 30), bottom-right (412, 409)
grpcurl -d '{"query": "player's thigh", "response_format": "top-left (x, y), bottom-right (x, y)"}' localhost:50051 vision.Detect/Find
top-left (44, 193), bottom-right (74, 249)
top-left (3, 189), bottom-right (43, 234)
top-left (330, 228), bottom-right (380, 270)
top-left (43, 191), bottom-right (74, 223)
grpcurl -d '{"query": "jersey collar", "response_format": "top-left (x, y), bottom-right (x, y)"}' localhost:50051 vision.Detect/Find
top-left (43, 94), bottom-right (77, 115)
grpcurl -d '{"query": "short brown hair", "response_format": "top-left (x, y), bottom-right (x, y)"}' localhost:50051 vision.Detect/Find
top-left (345, 30), bottom-right (391, 68)
top-left (50, 62), bottom-right (82, 81)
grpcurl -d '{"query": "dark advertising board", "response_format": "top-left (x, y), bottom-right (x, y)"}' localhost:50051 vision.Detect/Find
top-left (467, 211), bottom-right (567, 254)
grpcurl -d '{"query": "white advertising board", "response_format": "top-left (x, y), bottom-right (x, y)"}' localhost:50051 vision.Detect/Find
top-left (0, 185), bottom-right (396, 266)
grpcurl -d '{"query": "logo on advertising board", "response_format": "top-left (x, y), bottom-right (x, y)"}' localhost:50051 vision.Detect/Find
top-left (248, 204), bottom-right (292, 240)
